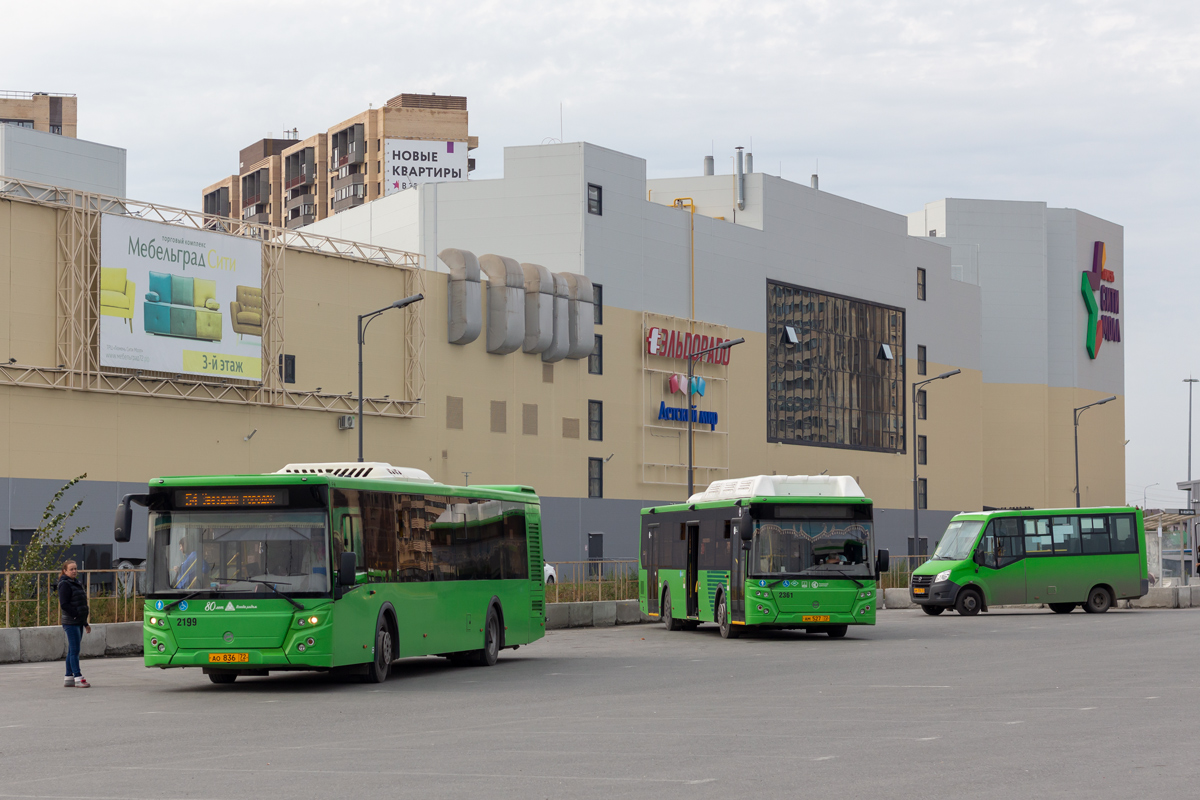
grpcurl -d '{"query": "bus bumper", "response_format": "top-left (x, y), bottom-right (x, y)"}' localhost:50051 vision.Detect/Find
top-left (145, 649), bottom-right (335, 670)
top-left (912, 579), bottom-right (961, 607)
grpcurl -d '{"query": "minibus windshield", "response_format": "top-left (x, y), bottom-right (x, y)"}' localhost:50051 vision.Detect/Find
top-left (931, 520), bottom-right (984, 561)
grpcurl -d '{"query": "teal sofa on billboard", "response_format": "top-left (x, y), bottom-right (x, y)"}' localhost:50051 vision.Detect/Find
top-left (143, 272), bottom-right (223, 342)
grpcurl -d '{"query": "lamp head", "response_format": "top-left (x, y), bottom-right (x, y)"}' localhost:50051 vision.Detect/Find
top-left (391, 293), bottom-right (425, 310)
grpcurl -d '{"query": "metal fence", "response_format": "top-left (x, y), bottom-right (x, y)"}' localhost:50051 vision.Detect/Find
top-left (1, 570), bottom-right (145, 629)
top-left (544, 560), bottom-right (639, 603)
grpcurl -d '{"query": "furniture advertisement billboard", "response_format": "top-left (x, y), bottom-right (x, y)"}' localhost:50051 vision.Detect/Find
top-left (98, 214), bottom-right (264, 381)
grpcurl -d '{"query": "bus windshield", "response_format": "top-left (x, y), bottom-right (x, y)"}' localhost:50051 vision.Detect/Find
top-left (751, 519), bottom-right (873, 577)
top-left (931, 520), bottom-right (984, 561)
top-left (147, 510), bottom-right (329, 596)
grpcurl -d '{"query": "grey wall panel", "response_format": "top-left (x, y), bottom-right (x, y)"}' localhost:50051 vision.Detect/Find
top-left (2, 477), bottom-right (150, 562)
top-left (539, 496), bottom-right (670, 563)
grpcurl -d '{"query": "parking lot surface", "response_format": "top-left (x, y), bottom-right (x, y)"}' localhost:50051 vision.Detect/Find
top-left (1, 607), bottom-right (1197, 799)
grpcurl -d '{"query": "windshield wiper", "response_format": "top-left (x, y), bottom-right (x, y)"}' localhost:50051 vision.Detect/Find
top-left (233, 578), bottom-right (305, 610)
top-left (819, 570), bottom-right (864, 588)
top-left (163, 591), bottom-right (204, 612)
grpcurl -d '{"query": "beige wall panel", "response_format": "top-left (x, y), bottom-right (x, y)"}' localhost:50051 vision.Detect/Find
top-left (1050, 389), bottom-right (1124, 508)
top-left (981, 384), bottom-right (1050, 508)
top-left (0, 201), bottom-right (12, 355)
top-left (7, 204), bottom-right (57, 365)
top-left (382, 108), bottom-right (469, 140)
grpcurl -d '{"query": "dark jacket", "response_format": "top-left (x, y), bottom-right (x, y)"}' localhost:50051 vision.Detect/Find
top-left (57, 575), bottom-right (89, 626)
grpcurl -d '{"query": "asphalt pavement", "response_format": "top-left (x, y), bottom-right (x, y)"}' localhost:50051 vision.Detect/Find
top-left (1, 607), bottom-right (1197, 799)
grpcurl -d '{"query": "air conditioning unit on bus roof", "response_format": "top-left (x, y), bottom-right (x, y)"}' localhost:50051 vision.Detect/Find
top-left (688, 474), bottom-right (864, 504)
top-left (273, 462), bottom-right (434, 482)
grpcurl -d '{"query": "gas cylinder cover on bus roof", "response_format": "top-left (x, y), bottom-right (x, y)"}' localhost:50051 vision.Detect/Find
top-left (273, 462), bottom-right (434, 482)
top-left (687, 474), bottom-right (864, 504)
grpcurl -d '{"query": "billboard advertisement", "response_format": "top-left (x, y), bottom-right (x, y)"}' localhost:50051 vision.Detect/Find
top-left (98, 214), bottom-right (264, 381)
top-left (383, 139), bottom-right (468, 195)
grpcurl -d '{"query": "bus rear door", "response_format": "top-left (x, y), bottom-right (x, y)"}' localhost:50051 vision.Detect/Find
top-left (645, 523), bottom-right (659, 615)
top-left (686, 522), bottom-right (699, 617)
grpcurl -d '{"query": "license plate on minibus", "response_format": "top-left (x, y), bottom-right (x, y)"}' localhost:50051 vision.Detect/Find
top-left (208, 653), bottom-right (249, 663)
top-left (802, 615), bottom-right (830, 623)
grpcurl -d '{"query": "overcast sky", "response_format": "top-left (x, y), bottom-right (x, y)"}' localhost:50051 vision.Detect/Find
top-left (8, 1), bottom-right (1198, 507)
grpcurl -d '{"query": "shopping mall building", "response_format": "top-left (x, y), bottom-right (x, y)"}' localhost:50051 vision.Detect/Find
top-left (0, 129), bottom-right (1126, 567)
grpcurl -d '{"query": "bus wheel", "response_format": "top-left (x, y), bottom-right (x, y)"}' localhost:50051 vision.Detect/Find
top-left (921, 605), bottom-right (945, 616)
top-left (474, 607), bottom-right (501, 667)
top-left (208, 672), bottom-right (237, 684)
top-left (955, 589), bottom-right (982, 616)
top-left (718, 595), bottom-right (740, 639)
top-left (1083, 587), bottom-right (1113, 614)
top-left (825, 625), bottom-right (848, 638)
top-left (1049, 602), bottom-right (1077, 614)
top-left (366, 620), bottom-right (392, 683)
top-left (662, 589), bottom-right (680, 631)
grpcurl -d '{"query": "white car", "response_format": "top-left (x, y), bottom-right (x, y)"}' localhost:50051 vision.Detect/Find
top-left (543, 561), bottom-right (557, 584)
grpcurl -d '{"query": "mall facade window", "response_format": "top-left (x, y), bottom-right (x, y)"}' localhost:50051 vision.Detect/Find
top-left (917, 434), bottom-right (927, 466)
top-left (917, 345), bottom-right (927, 376)
top-left (916, 389), bottom-right (927, 420)
top-left (917, 268), bottom-right (927, 301)
top-left (587, 184), bottom-right (602, 215)
top-left (588, 400), bottom-right (603, 441)
top-left (917, 478), bottom-right (928, 510)
top-left (593, 284), bottom-right (603, 325)
top-left (588, 335), bottom-right (603, 375)
top-left (766, 279), bottom-right (906, 452)
top-left (588, 458), bottom-right (603, 498)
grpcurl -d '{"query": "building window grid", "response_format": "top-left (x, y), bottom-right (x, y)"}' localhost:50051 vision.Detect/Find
top-left (588, 400), bottom-right (603, 441)
top-left (916, 389), bottom-right (927, 420)
top-left (588, 457), bottom-right (603, 498)
top-left (917, 268), bottom-right (927, 301)
top-left (766, 281), bottom-right (906, 453)
top-left (917, 434), bottom-right (927, 466)
top-left (587, 184), bottom-right (602, 215)
top-left (593, 284), bottom-right (603, 326)
top-left (917, 345), bottom-right (927, 376)
top-left (588, 335), bottom-right (603, 375)
top-left (917, 478), bottom-right (928, 510)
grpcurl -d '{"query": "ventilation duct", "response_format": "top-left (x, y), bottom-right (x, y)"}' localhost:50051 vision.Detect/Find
top-left (735, 147), bottom-right (745, 210)
top-left (478, 254), bottom-right (525, 354)
top-left (541, 273), bottom-right (571, 363)
top-left (521, 263), bottom-right (555, 354)
top-left (703, 155), bottom-right (714, 176)
top-left (562, 273), bottom-right (595, 359)
top-left (439, 248), bottom-right (482, 345)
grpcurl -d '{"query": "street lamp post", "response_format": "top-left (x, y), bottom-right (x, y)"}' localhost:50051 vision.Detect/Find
top-left (1072, 395), bottom-right (1117, 508)
top-left (911, 369), bottom-right (961, 560)
top-left (1185, 378), bottom-right (1197, 583)
top-left (686, 337), bottom-right (745, 498)
top-left (357, 293), bottom-right (424, 462)
top-left (1142, 483), bottom-right (1159, 510)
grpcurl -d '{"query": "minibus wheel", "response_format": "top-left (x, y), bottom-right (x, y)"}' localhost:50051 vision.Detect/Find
top-left (921, 605), bottom-right (945, 616)
top-left (1083, 586), bottom-right (1113, 614)
top-left (954, 589), bottom-right (982, 616)
top-left (1049, 603), bottom-right (1077, 614)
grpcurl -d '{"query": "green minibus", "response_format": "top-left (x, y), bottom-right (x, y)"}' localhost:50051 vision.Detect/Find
top-left (114, 462), bottom-right (546, 683)
top-left (910, 507), bottom-right (1148, 615)
top-left (639, 474), bottom-right (889, 638)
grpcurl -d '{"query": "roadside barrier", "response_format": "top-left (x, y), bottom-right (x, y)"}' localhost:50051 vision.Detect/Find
top-left (0, 621), bottom-right (142, 663)
top-left (1, 570), bottom-right (145, 629)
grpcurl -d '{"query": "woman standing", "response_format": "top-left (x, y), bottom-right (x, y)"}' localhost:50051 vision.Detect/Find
top-left (56, 560), bottom-right (91, 688)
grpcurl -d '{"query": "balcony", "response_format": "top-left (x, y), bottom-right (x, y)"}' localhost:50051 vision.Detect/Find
top-left (286, 192), bottom-right (315, 211)
top-left (242, 193), bottom-right (262, 208)
top-left (243, 211), bottom-right (270, 224)
top-left (332, 172), bottom-right (365, 192)
top-left (285, 214), bottom-right (315, 230)
top-left (332, 194), bottom-right (365, 213)
top-left (284, 171), bottom-right (313, 190)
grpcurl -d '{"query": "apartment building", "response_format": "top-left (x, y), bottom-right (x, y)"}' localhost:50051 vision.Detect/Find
top-left (0, 90), bottom-right (77, 137)
top-left (201, 93), bottom-right (477, 230)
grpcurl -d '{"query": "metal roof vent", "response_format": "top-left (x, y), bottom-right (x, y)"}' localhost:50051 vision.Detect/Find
top-left (687, 474), bottom-right (864, 504)
top-left (273, 462), bottom-right (434, 482)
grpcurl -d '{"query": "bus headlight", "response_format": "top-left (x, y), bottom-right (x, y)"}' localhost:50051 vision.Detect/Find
top-left (306, 637), bottom-right (315, 646)
top-left (297, 644), bottom-right (306, 652)
top-left (936, 570), bottom-right (952, 583)
top-left (157, 643), bottom-right (166, 652)
top-left (149, 617), bottom-right (157, 626)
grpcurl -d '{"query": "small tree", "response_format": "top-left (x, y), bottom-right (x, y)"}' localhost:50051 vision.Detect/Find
top-left (3, 474), bottom-right (89, 627)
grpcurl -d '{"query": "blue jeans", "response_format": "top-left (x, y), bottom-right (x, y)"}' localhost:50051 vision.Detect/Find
top-left (63, 624), bottom-right (83, 677)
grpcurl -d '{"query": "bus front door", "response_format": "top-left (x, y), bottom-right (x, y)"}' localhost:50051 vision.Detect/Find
top-left (981, 519), bottom-right (1026, 606)
top-left (646, 524), bottom-right (659, 615)
top-left (730, 524), bottom-right (746, 623)
top-left (686, 522), bottom-right (699, 617)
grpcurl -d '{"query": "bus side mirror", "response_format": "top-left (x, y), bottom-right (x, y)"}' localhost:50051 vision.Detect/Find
top-left (876, 549), bottom-right (890, 574)
top-left (739, 524), bottom-right (753, 542)
top-left (114, 494), bottom-right (150, 543)
top-left (338, 551), bottom-right (358, 586)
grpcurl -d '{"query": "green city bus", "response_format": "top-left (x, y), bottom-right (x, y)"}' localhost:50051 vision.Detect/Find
top-left (114, 462), bottom-right (546, 683)
top-left (638, 475), bottom-right (889, 638)
top-left (910, 507), bottom-right (1149, 615)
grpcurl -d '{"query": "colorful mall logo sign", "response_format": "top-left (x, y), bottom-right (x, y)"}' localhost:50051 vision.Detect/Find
top-left (645, 327), bottom-right (733, 364)
top-left (1081, 241), bottom-right (1121, 359)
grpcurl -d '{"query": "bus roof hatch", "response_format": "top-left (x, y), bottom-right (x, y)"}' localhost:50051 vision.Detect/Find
top-left (688, 474), bottom-right (864, 503)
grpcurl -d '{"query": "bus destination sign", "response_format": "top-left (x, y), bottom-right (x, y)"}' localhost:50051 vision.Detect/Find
top-left (175, 489), bottom-right (289, 508)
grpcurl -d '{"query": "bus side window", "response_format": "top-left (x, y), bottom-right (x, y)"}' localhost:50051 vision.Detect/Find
top-left (994, 517), bottom-right (1024, 566)
top-left (977, 523), bottom-right (996, 568)
top-left (1051, 516), bottom-right (1081, 555)
top-left (1111, 515), bottom-right (1139, 554)
top-left (1080, 516), bottom-right (1111, 554)
top-left (1024, 518), bottom-right (1052, 556)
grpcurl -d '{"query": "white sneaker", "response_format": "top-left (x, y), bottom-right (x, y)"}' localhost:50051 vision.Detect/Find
top-left (74, 677), bottom-right (91, 688)
top-left (63, 677), bottom-right (75, 688)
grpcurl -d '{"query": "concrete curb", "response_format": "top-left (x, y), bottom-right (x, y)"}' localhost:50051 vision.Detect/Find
top-left (1, 622), bottom-right (143, 664)
top-left (546, 600), bottom-right (649, 630)
top-left (883, 588), bottom-right (916, 609)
